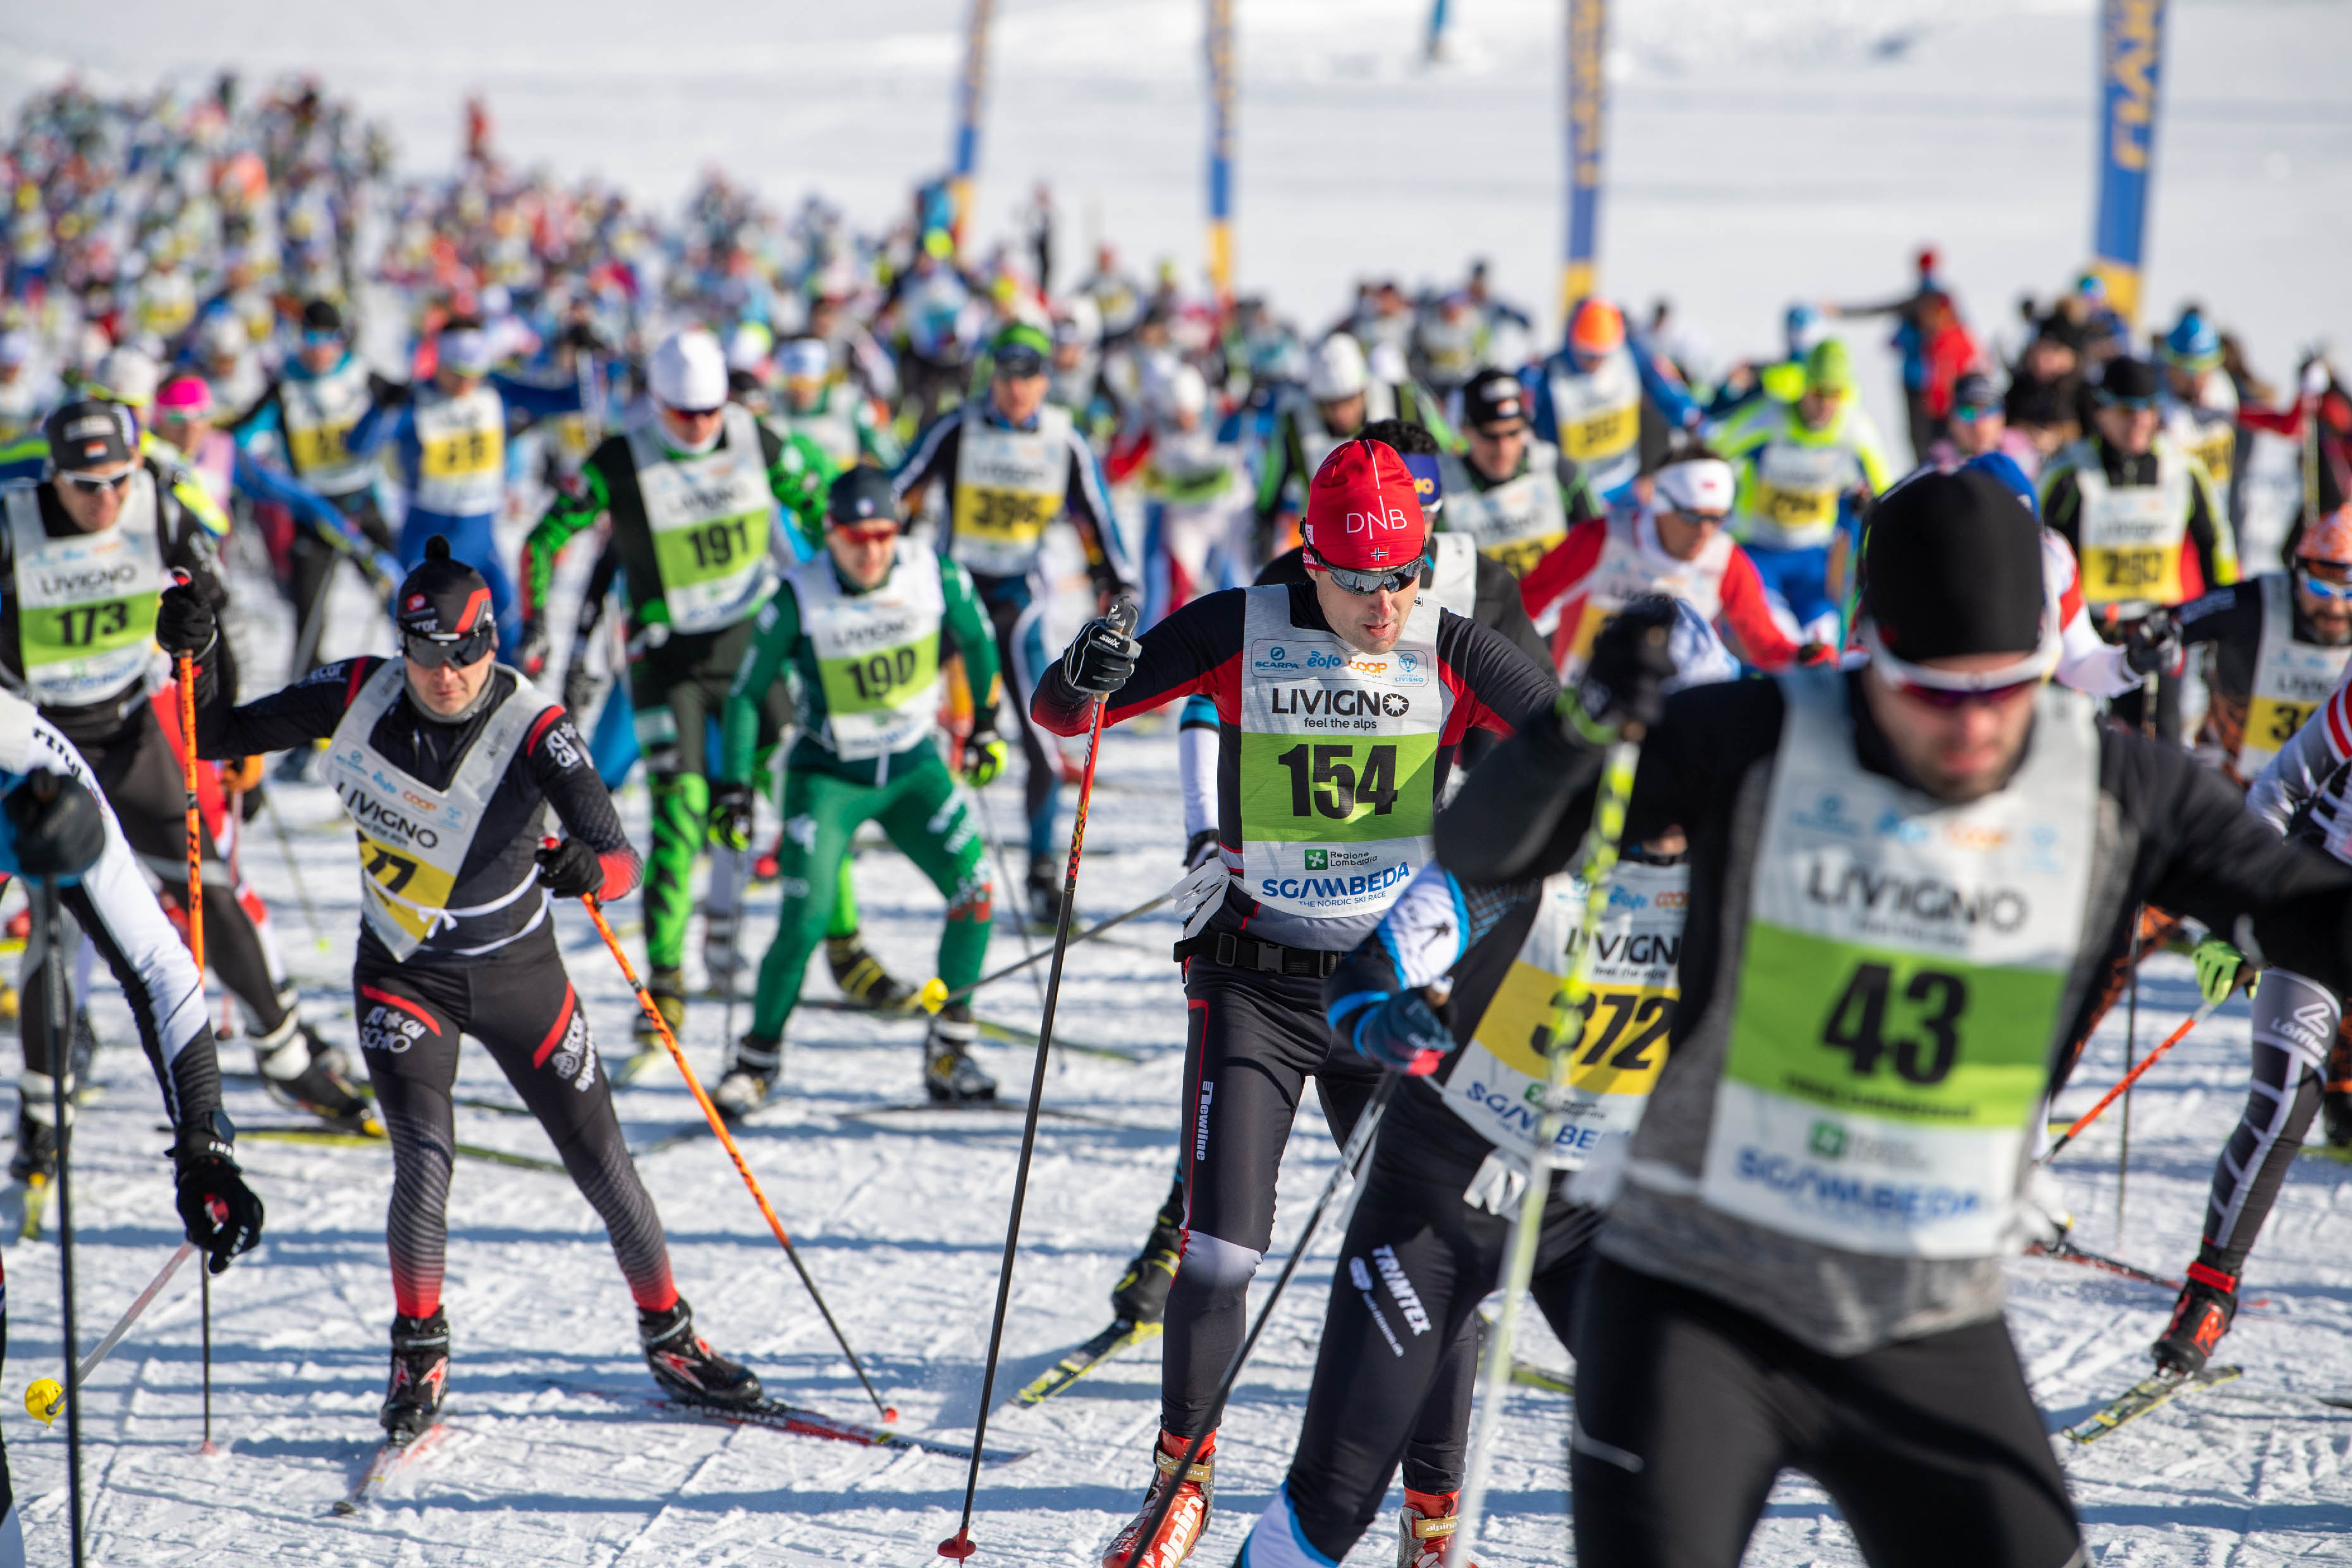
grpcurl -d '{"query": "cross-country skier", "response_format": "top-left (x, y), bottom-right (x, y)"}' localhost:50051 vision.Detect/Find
top-left (2040, 354), bottom-right (2236, 740)
top-left (1436, 465), bottom-right (2352, 1567)
top-left (893, 320), bottom-right (1134, 928)
top-left (1433, 368), bottom-right (1603, 581)
top-left (1528, 297), bottom-right (1701, 508)
top-left (518, 329), bottom-right (845, 1045)
top-left (160, 539), bottom-right (764, 1436)
top-left (707, 467), bottom-right (1007, 1111)
top-left (1036, 438), bottom-right (1556, 1567)
top-left (0, 401), bottom-right (364, 1160)
top-left (1231, 597), bottom-right (1709, 1568)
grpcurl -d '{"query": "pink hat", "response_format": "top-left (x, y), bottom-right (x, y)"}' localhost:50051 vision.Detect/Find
top-left (154, 374), bottom-right (214, 419)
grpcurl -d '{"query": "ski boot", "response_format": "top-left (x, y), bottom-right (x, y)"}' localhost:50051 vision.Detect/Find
top-left (635, 967), bottom-right (688, 1047)
top-left (1110, 1177), bottom-right (1187, 1325)
top-left (381, 1309), bottom-right (451, 1439)
top-left (640, 1299), bottom-right (763, 1409)
top-left (1026, 857), bottom-right (1064, 934)
top-left (67, 1007), bottom-right (97, 1089)
top-left (1100, 1429), bottom-right (1214, 1568)
top-left (279, 984), bottom-right (353, 1079)
top-left (9, 1076), bottom-right (66, 1182)
top-left (255, 1014), bottom-right (375, 1131)
top-left (1399, 1489), bottom-right (1475, 1568)
top-left (713, 1035), bottom-right (782, 1120)
top-left (924, 1008), bottom-right (997, 1105)
top-left (2152, 1261), bottom-right (2239, 1375)
top-left (828, 932), bottom-right (914, 1011)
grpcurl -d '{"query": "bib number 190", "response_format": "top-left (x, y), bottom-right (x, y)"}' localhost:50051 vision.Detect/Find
top-left (1820, 962), bottom-right (1966, 1086)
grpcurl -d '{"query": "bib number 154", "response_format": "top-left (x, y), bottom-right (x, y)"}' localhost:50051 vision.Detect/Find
top-left (1274, 742), bottom-right (1399, 819)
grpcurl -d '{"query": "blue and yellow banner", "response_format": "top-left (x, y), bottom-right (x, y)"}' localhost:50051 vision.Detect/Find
top-left (2091, 0), bottom-right (2168, 325)
top-left (1206, 0), bottom-right (1236, 300)
top-left (948, 0), bottom-right (998, 250)
top-left (1562, 0), bottom-right (1607, 321)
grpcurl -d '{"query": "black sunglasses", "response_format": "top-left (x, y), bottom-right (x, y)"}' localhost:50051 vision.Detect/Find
top-left (403, 626), bottom-right (497, 669)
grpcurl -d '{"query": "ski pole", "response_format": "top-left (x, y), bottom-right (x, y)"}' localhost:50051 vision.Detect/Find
top-left (916, 864), bottom-right (1210, 1014)
top-left (35, 869), bottom-right (88, 1567)
top-left (940, 598), bottom-right (1135, 1564)
top-left (1118, 1073), bottom-right (1399, 1567)
top-left (27, 1242), bottom-right (196, 1424)
top-left (1451, 726), bottom-right (1646, 1568)
top-left (258, 787), bottom-right (329, 950)
top-left (176, 651), bottom-right (207, 993)
top-left (571, 869), bottom-right (894, 1423)
top-left (2119, 901), bottom-right (2143, 1234)
top-left (202, 1267), bottom-right (216, 1453)
top-left (969, 781), bottom-right (1049, 1011)
top-left (2040, 993), bottom-right (2226, 1167)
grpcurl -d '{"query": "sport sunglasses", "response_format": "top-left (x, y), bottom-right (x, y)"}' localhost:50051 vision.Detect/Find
top-left (1307, 548), bottom-right (1426, 596)
top-left (403, 624), bottom-right (498, 668)
top-left (61, 469), bottom-right (136, 494)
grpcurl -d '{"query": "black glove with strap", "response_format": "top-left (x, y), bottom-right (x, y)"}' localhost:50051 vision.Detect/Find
top-left (535, 836), bottom-right (606, 898)
top-left (5, 768), bottom-right (107, 880)
top-left (1565, 594), bottom-right (1679, 745)
top-left (156, 579), bottom-right (218, 659)
top-left (1061, 600), bottom-right (1142, 697)
top-left (173, 1111), bottom-right (264, 1275)
top-left (2122, 609), bottom-right (2181, 678)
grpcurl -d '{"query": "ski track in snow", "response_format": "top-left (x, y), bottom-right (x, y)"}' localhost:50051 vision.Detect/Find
top-left (0, 548), bottom-right (2344, 1564)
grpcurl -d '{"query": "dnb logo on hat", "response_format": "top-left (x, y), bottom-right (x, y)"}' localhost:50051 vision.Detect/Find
top-left (407, 594), bottom-right (428, 612)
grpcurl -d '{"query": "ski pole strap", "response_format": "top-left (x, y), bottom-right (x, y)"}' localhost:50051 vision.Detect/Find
top-left (2040, 995), bottom-right (2221, 1165)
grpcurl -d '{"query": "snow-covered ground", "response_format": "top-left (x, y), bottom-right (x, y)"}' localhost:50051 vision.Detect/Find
top-left (4, 1), bottom-right (2352, 1561)
top-left (3, 530), bottom-right (2352, 1566)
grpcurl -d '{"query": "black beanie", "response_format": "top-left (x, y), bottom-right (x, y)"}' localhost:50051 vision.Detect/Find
top-left (395, 535), bottom-right (495, 637)
top-left (1861, 469), bottom-right (2045, 662)
top-left (828, 466), bottom-right (900, 526)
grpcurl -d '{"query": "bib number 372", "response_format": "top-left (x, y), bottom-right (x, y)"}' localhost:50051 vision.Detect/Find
top-left (1820, 962), bottom-right (1967, 1086)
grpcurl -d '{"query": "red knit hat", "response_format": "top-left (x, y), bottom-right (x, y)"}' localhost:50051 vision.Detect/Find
top-left (1303, 438), bottom-right (1426, 571)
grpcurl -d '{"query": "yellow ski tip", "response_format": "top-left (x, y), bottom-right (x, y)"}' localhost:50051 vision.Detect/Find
top-left (917, 977), bottom-right (949, 1015)
top-left (25, 1378), bottom-right (61, 1426)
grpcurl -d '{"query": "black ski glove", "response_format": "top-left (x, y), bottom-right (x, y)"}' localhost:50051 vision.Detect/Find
top-left (1062, 601), bottom-right (1141, 696)
top-left (535, 836), bottom-right (605, 898)
top-left (708, 782), bottom-right (756, 852)
top-left (156, 579), bottom-right (217, 659)
top-left (4, 769), bottom-right (106, 880)
top-left (1182, 828), bottom-right (1221, 871)
top-left (2122, 609), bottom-right (2181, 677)
top-left (174, 1112), bottom-right (264, 1275)
top-left (1565, 594), bottom-right (1678, 745)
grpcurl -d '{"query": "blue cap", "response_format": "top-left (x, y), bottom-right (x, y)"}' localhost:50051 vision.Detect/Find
top-left (2162, 310), bottom-right (2222, 371)
top-left (1402, 453), bottom-right (1444, 519)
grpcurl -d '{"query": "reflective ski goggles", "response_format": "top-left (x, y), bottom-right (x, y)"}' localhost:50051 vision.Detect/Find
top-left (2297, 562), bottom-right (2352, 601)
top-left (992, 345), bottom-right (1048, 380)
top-left (830, 521), bottom-right (900, 545)
top-left (402, 625), bottom-right (497, 669)
top-left (1865, 628), bottom-right (2051, 710)
top-left (1306, 548), bottom-right (1426, 597)
top-left (59, 467), bottom-right (137, 494)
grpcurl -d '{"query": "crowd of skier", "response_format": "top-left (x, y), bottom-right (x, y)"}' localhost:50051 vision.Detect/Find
top-left (0, 64), bottom-right (2348, 1568)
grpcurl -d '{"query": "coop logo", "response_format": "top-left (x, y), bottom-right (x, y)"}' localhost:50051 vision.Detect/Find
top-left (1805, 862), bottom-right (2028, 932)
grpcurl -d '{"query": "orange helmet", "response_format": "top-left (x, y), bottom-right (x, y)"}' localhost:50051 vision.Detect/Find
top-left (2298, 503), bottom-right (2352, 568)
top-left (1566, 298), bottom-right (1626, 359)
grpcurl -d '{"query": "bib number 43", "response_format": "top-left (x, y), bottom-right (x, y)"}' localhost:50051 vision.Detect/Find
top-left (1821, 962), bottom-right (1966, 1086)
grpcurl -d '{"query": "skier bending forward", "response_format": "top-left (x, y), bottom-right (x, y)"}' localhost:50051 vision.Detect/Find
top-left (160, 537), bottom-right (764, 1438)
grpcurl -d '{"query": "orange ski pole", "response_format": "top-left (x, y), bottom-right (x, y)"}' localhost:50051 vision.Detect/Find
top-left (570, 871), bottom-right (892, 1422)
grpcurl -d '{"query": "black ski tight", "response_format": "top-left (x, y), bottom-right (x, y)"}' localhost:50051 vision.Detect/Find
top-left (353, 925), bottom-right (673, 1321)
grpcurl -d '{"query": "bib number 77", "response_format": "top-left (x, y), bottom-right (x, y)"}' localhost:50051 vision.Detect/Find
top-left (1820, 962), bottom-right (1967, 1086)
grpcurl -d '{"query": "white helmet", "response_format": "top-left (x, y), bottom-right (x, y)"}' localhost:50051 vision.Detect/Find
top-left (649, 329), bottom-right (729, 411)
top-left (1366, 339), bottom-right (1408, 387)
top-left (1054, 295), bottom-right (1102, 350)
top-left (724, 322), bottom-right (775, 376)
top-left (1158, 363), bottom-right (1209, 422)
top-left (197, 312), bottom-right (248, 358)
top-left (96, 345), bottom-right (162, 410)
top-left (1307, 333), bottom-right (1369, 402)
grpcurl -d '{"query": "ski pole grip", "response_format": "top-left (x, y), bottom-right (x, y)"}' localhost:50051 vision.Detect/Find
top-left (1105, 597), bottom-right (1138, 639)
